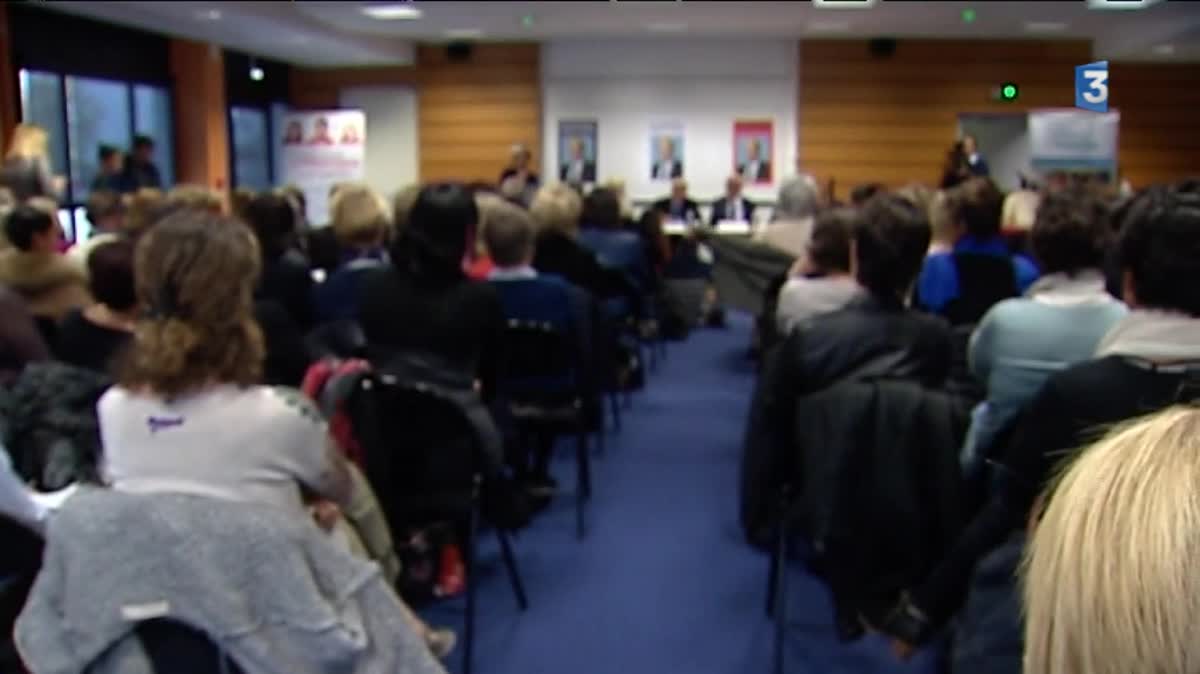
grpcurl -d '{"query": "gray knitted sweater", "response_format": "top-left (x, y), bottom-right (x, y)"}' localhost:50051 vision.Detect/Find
top-left (15, 488), bottom-right (447, 674)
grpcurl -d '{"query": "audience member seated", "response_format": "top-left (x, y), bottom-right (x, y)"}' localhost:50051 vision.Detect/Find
top-left (466, 190), bottom-right (502, 281)
top-left (0, 205), bottom-right (90, 331)
top-left (68, 190), bottom-right (125, 265)
top-left (530, 184), bottom-right (643, 317)
top-left (313, 182), bottom-right (391, 324)
top-left (652, 178), bottom-right (701, 224)
top-left (165, 184), bottom-right (223, 214)
top-left (633, 208), bottom-right (671, 277)
top-left (230, 186), bottom-right (257, 222)
top-left (578, 187), bottom-right (651, 290)
top-left (499, 143), bottom-right (540, 196)
top-left (850, 182), bottom-right (886, 207)
top-left (244, 192), bottom-right (314, 331)
top-left (484, 198), bottom-right (593, 493)
top-left (753, 175), bottom-right (820, 258)
top-left (358, 183), bottom-right (507, 469)
top-left (306, 183), bottom-right (351, 275)
top-left (1001, 184), bottom-right (1040, 233)
top-left (710, 175), bottom-right (756, 226)
top-left (601, 178), bottom-right (637, 228)
top-left (121, 187), bottom-right (166, 241)
top-left (1022, 406), bottom-right (1198, 674)
top-left (916, 178), bottom-right (1039, 325)
top-left (55, 239), bottom-right (137, 374)
top-left (0, 284), bottom-right (50, 385)
top-left (775, 207), bottom-right (862, 335)
top-left (876, 181), bottom-right (1200, 660)
top-left (925, 189), bottom-right (956, 256)
top-left (741, 193), bottom-right (949, 545)
top-left (958, 187), bottom-right (1126, 478)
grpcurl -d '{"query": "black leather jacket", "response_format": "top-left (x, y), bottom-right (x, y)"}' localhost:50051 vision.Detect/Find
top-left (740, 293), bottom-right (953, 546)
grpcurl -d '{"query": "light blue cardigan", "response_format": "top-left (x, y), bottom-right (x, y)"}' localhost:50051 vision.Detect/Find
top-left (961, 272), bottom-right (1127, 472)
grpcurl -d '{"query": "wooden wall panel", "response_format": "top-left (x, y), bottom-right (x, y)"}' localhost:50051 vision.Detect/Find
top-left (1109, 63), bottom-right (1200, 188)
top-left (417, 43), bottom-right (540, 183)
top-left (169, 40), bottom-right (229, 193)
top-left (799, 40), bottom-right (1089, 196)
top-left (0, 3), bottom-right (16, 149)
top-left (289, 65), bottom-right (418, 110)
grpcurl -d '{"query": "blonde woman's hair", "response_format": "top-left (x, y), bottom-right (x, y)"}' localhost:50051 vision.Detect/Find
top-left (330, 182), bottom-right (389, 247)
top-left (474, 192), bottom-right (506, 256)
top-left (1022, 406), bottom-right (1200, 674)
top-left (123, 188), bottom-right (167, 238)
top-left (120, 210), bottom-right (263, 398)
top-left (6, 124), bottom-right (48, 161)
top-left (529, 184), bottom-right (582, 237)
top-left (167, 184), bottom-right (223, 214)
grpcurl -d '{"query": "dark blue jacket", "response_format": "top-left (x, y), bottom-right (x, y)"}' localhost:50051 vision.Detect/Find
top-left (313, 251), bottom-right (388, 325)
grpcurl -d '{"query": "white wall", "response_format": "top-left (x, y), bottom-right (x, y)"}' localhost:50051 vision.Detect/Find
top-left (338, 86), bottom-right (419, 200)
top-left (541, 39), bottom-right (798, 205)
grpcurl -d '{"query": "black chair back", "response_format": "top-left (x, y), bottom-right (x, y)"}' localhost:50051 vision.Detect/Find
top-left (349, 374), bottom-right (482, 526)
top-left (305, 319), bottom-right (368, 360)
top-left (500, 320), bottom-right (579, 400)
top-left (137, 618), bottom-right (245, 674)
top-left (943, 253), bottom-right (1018, 327)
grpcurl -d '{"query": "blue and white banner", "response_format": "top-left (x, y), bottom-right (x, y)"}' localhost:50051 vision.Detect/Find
top-left (1028, 109), bottom-right (1120, 172)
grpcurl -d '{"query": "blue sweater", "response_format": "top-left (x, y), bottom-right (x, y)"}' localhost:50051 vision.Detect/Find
top-left (917, 236), bottom-right (1039, 314)
top-left (962, 277), bottom-right (1127, 467)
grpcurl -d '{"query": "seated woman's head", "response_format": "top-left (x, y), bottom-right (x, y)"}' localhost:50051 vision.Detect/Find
top-left (850, 183), bottom-right (886, 207)
top-left (1029, 186), bottom-right (1112, 277)
top-left (776, 176), bottom-right (819, 221)
top-left (393, 182), bottom-right (477, 283)
top-left (123, 188), bottom-right (166, 240)
top-left (806, 208), bottom-right (857, 276)
top-left (330, 182), bottom-right (390, 251)
top-left (88, 239), bottom-right (137, 314)
top-left (529, 184), bottom-right (583, 238)
top-left (947, 177), bottom-right (1004, 240)
top-left (120, 210), bottom-right (264, 397)
top-left (853, 194), bottom-right (931, 301)
top-left (1115, 183), bottom-right (1200, 315)
top-left (167, 185), bottom-right (223, 215)
top-left (242, 193), bottom-right (297, 262)
top-left (1023, 406), bottom-right (1200, 674)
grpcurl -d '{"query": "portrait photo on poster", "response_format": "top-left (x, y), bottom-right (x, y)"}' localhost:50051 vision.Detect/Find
top-left (649, 121), bottom-right (685, 182)
top-left (558, 120), bottom-right (598, 185)
top-left (733, 120), bottom-right (774, 184)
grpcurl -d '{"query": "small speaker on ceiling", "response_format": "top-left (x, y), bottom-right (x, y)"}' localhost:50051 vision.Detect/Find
top-left (868, 38), bottom-right (897, 59)
top-left (446, 41), bottom-right (474, 63)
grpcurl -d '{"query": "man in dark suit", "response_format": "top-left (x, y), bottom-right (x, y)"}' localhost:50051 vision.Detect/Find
top-left (560, 137), bottom-right (596, 185)
top-left (652, 137), bottom-right (683, 181)
top-left (710, 175), bottom-right (756, 225)
top-left (737, 138), bottom-right (772, 183)
top-left (652, 178), bottom-right (701, 223)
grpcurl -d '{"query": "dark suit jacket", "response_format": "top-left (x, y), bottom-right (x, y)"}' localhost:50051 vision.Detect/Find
top-left (651, 198), bottom-right (701, 223)
top-left (710, 196), bottom-right (756, 225)
top-left (560, 160), bottom-right (596, 184)
top-left (652, 160), bottom-right (682, 180)
top-left (738, 161), bottom-right (773, 182)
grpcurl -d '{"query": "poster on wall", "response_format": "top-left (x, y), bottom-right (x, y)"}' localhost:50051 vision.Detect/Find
top-left (649, 121), bottom-right (685, 181)
top-left (1027, 109), bottom-right (1120, 175)
top-left (733, 120), bottom-right (774, 184)
top-left (279, 109), bottom-right (366, 225)
top-left (558, 120), bottom-right (598, 186)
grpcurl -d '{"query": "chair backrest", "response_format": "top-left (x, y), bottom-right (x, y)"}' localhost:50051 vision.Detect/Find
top-left (306, 319), bottom-right (368, 360)
top-left (137, 618), bottom-right (245, 674)
top-left (348, 373), bottom-right (482, 525)
top-left (499, 320), bottom-right (578, 397)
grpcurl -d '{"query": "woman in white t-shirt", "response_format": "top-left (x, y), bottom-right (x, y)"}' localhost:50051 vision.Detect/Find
top-left (97, 209), bottom-right (455, 658)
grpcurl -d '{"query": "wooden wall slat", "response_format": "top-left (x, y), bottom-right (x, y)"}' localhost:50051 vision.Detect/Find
top-left (0, 3), bottom-right (17, 149)
top-left (417, 43), bottom-right (540, 183)
top-left (1110, 62), bottom-right (1200, 186)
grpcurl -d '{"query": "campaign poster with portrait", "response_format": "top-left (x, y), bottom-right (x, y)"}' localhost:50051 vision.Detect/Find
top-left (649, 121), bottom-right (685, 182)
top-left (733, 120), bottom-right (774, 184)
top-left (279, 110), bottom-right (366, 225)
top-left (558, 120), bottom-right (598, 186)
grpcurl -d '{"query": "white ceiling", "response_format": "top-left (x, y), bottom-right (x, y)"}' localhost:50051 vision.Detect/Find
top-left (40, 0), bottom-right (1200, 67)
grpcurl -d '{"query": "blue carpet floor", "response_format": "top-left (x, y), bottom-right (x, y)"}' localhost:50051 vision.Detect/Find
top-left (423, 314), bottom-right (944, 674)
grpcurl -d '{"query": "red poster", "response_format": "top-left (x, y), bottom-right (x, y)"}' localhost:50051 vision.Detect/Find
top-left (732, 120), bottom-right (774, 184)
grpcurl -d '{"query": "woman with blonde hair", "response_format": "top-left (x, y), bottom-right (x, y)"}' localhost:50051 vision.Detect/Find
top-left (0, 124), bottom-right (65, 202)
top-left (166, 184), bottom-right (223, 214)
top-left (1023, 406), bottom-right (1200, 674)
top-left (314, 182), bottom-right (391, 323)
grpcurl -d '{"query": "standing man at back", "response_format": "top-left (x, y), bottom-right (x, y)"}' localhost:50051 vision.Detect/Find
top-left (121, 135), bottom-right (163, 193)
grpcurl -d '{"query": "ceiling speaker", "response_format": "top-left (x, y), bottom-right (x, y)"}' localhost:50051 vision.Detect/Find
top-left (868, 38), bottom-right (897, 59)
top-left (446, 42), bottom-right (474, 63)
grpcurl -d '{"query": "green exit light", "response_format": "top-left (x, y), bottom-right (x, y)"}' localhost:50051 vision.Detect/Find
top-left (962, 8), bottom-right (977, 23)
top-left (521, 15), bottom-right (535, 27)
top-left (1000, 83), bottom-right (1019, 100)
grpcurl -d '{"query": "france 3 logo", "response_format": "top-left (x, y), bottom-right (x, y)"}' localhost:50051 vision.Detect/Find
top-left (1075, 61), bottom-right (1109, 113)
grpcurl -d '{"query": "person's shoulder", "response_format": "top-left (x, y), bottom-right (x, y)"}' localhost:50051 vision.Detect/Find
top-left (257, 386), bottom-right (327, 429)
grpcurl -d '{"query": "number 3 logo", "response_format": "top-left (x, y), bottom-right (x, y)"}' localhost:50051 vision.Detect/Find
top-left (1075, 60), bottom-right (1110, 112)
top-left (1082, 70), bottom-right (1109, 104)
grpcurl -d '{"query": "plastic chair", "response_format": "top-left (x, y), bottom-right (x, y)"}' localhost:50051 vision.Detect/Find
top-left (499, 320), bottom-right (594, 539)
top-left (349, 375), bottom-right (528, 674)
